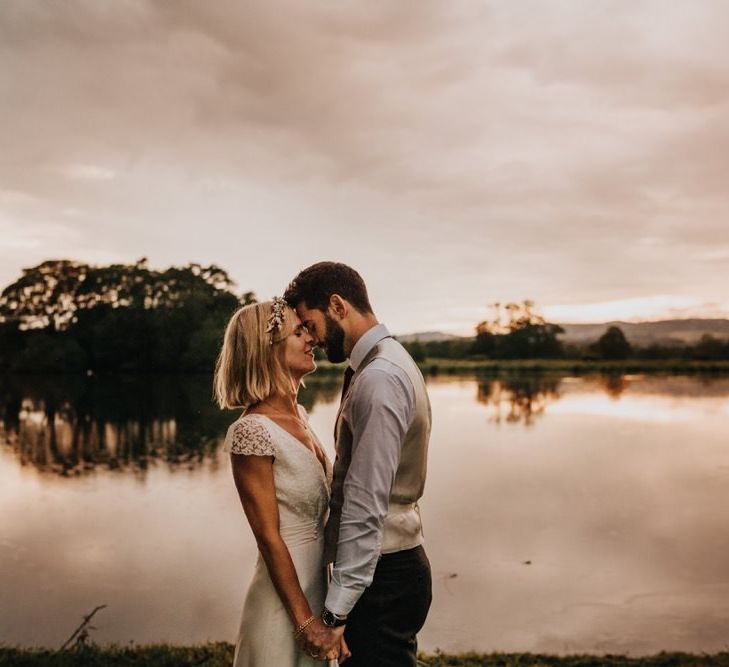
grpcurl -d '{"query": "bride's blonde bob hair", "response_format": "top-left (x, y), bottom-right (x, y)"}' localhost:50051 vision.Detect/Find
top-left (214, 300), bottom-right (299, 409)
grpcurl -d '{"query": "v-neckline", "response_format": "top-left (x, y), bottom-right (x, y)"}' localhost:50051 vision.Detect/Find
top-left (254, 414), bottom-right (328, 478)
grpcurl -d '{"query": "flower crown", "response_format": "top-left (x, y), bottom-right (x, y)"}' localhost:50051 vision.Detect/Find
top-left (265, 296), bottom-right (288, 344)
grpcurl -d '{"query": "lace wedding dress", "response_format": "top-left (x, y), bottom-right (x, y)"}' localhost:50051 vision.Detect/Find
top-left (224, 405), bottom-right (334, 666)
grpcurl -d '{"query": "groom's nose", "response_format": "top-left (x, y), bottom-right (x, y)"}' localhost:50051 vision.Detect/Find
top-left (305, 323), bottom-right (321, 345)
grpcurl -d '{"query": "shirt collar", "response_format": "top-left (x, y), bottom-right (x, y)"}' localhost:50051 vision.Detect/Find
top-left (349, 323), bottom-right (390, 371)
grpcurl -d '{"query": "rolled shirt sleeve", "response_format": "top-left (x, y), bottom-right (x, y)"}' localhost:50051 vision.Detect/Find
top-left (324, 361), bottom-right (415, 615)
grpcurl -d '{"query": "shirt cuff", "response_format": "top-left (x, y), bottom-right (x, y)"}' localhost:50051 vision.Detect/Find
top-left (324, 582), bottom-right (365, 616)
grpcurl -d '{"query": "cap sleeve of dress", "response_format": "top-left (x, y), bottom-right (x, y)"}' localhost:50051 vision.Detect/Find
top-left (223, 416), bottom-right (276, 457)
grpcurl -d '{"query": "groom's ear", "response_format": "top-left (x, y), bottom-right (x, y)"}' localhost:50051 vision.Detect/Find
top-left (328, 294), bottom-right (348, 319)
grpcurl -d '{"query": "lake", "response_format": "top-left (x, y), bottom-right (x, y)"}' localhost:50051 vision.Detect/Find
top-left (1, 372), bottom-right (728, 655)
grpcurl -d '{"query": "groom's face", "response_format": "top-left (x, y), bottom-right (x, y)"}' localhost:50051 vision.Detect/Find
top-left (296, 303), bottom-right (347, 364)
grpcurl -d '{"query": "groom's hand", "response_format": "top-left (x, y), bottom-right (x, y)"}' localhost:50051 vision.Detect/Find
top-left (338, 634), bottom-right (352, 663)
top-left (297, 618), bottom-right (344, 660)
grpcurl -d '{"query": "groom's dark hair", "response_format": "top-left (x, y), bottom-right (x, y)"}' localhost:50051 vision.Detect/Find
top-left (284, 262), bottom-right (373, 314)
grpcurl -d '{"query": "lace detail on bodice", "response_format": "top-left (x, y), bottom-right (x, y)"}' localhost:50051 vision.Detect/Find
top-left (224, 407), bottom-right (331, 537)
top-left (224, 416), bottom-right (275, 456)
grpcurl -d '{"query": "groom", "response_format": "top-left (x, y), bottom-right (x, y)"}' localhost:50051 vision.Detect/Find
top-left (284, 262), bottom-right (432, 666)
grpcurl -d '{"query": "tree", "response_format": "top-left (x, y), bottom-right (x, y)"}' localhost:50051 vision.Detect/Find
top-left (0, 259), bottom-right (240, 330)
top-left (594, 326), bottom-right (632, 360)
top-left (0, 260), bottom-right (89, 331)
top-left (693, 334), bottom-right (727, 361)
top-left (13, 331), bottom-right (89, 373)
top-left (474, 300), bottom-right (564, 359)
top-left (499, 321), bottom-right (564, 359)
top-left (471, 326), bottom-right (496, 356)
top-left (0, 321), bottom-right (24, 371)
top-left (0, 259), bottom-right (254, 372)
top-left (405, 341), bottom-right (427, 363)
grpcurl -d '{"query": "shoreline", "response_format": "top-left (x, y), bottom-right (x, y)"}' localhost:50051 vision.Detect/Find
top-left (1, 644), bottom-right (728, 666)
top-left (312, 358), bottom-right (729, 376)
top-left (3, 359), bottom-right (729, 379)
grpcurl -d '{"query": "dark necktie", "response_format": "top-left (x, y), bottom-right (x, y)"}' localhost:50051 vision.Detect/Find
top-left (340, 366), bottom-right (355, 403)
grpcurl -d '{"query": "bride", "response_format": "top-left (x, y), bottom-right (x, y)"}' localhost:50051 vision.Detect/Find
top-left (214, 297), bottom-right (351, 665)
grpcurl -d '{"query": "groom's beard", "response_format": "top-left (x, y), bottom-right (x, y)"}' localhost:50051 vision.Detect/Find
top-left (322, 313), bottom-right (347, 363)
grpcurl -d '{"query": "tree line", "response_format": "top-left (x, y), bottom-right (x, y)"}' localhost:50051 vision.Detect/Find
top-left (402, 301), bottom-right (729, 363)
top-left (0, 259), bottom-right (253, 372)
top-left (1, 264), bottom-right (728, 373)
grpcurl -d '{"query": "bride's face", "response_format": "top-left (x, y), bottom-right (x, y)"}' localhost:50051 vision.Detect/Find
top-left (284, 318), bottom-right (316, 377)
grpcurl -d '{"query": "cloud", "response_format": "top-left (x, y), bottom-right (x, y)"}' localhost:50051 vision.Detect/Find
top-left (1, 1), bottom-right (728, 329)
top-left (63, 164), bottom-right (117, 181)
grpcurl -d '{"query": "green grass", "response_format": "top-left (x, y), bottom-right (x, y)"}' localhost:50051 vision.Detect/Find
top-left (0, 644), bottom-right (234, 667)
top-left (419, 653), bottom-right (729, 667)
top-left (311, 358), bottom-right (729, 376)
top-left (422, 358), bottom-right (729, 374)
top-left (1, 645), bottom-right (728, 667)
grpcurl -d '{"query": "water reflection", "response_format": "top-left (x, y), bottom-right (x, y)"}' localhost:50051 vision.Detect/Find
top-left (0, 375), bottom-right (216, 476)
top-left (595, 373), bottom-right (629, 398)
top-left (475, 373), bottom-right (729, 425)
top-left (1, 373), bottom-right (729, 653)
top-left (0, 374), bottom-right (343, 477)
top-left (473, 373), bottom-right (661, 425)
top-left (476, 376), bottom-right (562, 425)
top-left (3, 373), bottom-right (729, 476)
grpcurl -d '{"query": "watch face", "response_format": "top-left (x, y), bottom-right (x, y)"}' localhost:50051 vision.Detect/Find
top-left (322, 609), bottom-right (344, 627)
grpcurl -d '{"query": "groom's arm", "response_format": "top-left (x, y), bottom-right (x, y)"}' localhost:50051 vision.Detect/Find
top-left (325, 361), bottom-right (415, 616)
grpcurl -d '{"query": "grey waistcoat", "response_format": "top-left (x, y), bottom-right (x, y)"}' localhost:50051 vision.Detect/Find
top-left (324, 336), bottom-right (432, 564)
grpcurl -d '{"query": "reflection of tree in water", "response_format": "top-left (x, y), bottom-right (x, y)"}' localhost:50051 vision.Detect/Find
top-left (1, 374), bottom-right (221, 476)
top-left (298, 376), bottom-right (343, 412)
top-left (476, 375), bottom-right (562, 426)
top-left (0, 374), bottom-right (340, 477)
top-left (595, 373), bottom-right (628, 399)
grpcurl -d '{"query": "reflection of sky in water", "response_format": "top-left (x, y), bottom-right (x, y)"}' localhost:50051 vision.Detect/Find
top-left (422, 376), bottom-right (729, 654)
top-left (549, 391), bottom-right (729, 422)
top-left (1, 374), bottom-right (729, 653)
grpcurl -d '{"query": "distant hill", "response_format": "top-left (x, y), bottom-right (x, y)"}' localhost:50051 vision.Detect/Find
top-left (397, 319), bottom-right (729, 347)
top-left (558, 319), bottom-right (729, 346)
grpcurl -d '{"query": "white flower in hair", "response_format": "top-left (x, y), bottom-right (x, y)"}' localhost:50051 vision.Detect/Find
top-left (265, 296), bottom-right (287, 343)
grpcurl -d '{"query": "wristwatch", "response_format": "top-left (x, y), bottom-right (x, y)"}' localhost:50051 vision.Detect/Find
top-left (321, 607), bottom-right (347, 628)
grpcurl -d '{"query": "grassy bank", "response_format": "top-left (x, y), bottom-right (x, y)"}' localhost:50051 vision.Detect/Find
top-left (1, 645), bottom-right (728, 667)
top-left (420, 358), bottom-right (729, 375)
top-left (312, 358), bottom-right (729, 376)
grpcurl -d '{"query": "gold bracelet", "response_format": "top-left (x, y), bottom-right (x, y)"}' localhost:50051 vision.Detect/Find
top-left (293, 614), bottom-right (316, 637)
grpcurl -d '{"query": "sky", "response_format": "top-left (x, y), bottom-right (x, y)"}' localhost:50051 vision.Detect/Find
top-left (2, 0), bottom-right (728, 335)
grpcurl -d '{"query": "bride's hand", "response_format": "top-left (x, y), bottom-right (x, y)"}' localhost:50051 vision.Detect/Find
top-left (337, 636), bottom-right (352, 663)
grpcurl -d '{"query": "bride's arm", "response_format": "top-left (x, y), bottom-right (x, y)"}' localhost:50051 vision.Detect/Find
top-left (230, 453), bottom-right (312, 629)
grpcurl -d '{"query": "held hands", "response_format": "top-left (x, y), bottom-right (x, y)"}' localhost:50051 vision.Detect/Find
top-left (296, 617), bottom-right (349, 663)
top-left (338, 635), bottom-right (352, 663)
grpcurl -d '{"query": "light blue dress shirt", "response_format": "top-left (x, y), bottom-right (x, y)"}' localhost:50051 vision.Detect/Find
top-left (324, 323), bottom-right (416, 615)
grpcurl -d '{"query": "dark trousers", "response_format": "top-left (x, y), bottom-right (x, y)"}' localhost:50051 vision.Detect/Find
top-left (343, 545), bottom-right (432, 667)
